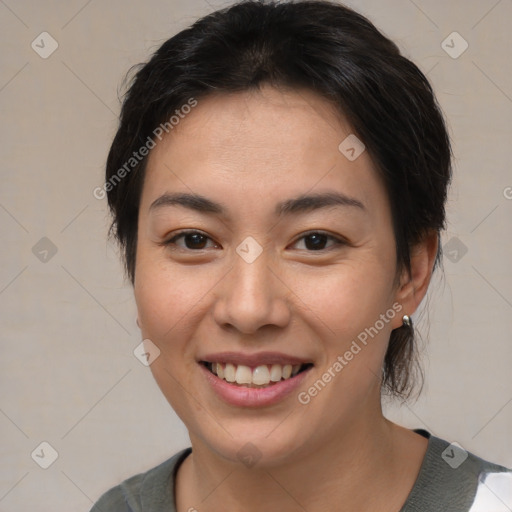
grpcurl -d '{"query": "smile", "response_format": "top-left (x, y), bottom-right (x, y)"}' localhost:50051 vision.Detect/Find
top-left (201, 361), bottom-right (313, 388)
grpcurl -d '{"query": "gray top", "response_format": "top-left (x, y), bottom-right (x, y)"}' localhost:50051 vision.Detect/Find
top-left (90, 429), bottom-right (511, 512)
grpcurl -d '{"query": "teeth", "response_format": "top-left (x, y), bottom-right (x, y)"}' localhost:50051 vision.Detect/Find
top-left (235, 365), bottom-right (252, 385)
top-left (224, 363), bottom-right (236, 383)
top-left (208, 362), bottom-right (307, 387)
top-left (269, 364), bottom-right (282, 382)
top-left (252, 365), bottom-right (270, 385)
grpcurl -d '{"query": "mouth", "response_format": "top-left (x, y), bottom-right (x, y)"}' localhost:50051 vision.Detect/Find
top-left (200, 361), bottom-right (314, 388)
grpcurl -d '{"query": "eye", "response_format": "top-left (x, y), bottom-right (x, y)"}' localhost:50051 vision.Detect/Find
top-left (291, 231), bottom-right (346, 251)
top-left (162, 230), bottom-right (218, 251)
top-left (162, 229), bottom-right (346, 252)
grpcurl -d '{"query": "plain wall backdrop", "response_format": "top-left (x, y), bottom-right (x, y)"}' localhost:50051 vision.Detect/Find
top-left (1, 0), bottom-right (511, 510)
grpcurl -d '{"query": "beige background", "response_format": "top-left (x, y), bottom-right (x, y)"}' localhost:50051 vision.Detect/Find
top-left (0, 0), bottom-right (511, 510)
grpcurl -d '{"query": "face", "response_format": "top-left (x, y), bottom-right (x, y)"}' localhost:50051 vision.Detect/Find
top-left (134, 85), bottom-right (409, 466)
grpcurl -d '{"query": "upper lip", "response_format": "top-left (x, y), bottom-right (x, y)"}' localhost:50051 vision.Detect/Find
top-left (198, 351), bottom-right (313, 367)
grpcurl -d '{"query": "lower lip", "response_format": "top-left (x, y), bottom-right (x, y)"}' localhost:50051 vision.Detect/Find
top-left (199, 363), bottom-right (312, 408)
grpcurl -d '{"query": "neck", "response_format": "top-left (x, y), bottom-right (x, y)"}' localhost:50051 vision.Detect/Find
top-left (175, 402), bottom-right (426, 512)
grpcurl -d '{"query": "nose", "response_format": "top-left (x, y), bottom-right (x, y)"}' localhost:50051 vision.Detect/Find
top-left (212, 246), bottom-right (291, 334)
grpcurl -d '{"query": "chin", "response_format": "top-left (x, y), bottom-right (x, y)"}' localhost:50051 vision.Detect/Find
top-left (192, 420), bottom-right (314, 469)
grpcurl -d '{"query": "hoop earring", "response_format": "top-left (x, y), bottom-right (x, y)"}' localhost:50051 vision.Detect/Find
top-left (402, 314), bottom-right (412, 328)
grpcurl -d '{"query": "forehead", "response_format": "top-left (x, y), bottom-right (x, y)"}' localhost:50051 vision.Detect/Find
top-left (149, 85), bottom-right (354, 167)
top-left (141, 85), bottom-right (387, 220)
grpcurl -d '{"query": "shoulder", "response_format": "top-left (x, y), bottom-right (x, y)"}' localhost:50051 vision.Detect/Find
top-left (89, 447), bottom-right (192, 512)
top-left (403, 430), bottom-right (512, 512)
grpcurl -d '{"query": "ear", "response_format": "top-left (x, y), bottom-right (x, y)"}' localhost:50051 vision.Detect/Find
top-left (391, 230), bottom-right (439, 329)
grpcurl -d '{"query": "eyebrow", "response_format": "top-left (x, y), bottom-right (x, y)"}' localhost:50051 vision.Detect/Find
top-left (149, 191), bottom-right (366, 217)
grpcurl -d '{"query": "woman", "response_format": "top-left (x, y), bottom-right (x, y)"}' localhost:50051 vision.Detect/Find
top-left (91, 0), bottom-right (511, 510)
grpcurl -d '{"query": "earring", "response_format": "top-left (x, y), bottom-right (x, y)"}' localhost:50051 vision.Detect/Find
top-left (402, 314), bottom-right (412, 328)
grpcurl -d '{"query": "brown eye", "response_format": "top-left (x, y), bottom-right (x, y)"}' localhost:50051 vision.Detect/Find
top-left (162, 230), bottom-right (346, 253)
top-left (292, 231), bottom-right (345, 251)
top-left (164, 230), bottom-right (217, 250)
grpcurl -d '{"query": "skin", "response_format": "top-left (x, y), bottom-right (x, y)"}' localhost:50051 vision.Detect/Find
top-left (134, 84), bottom-right (438, 512)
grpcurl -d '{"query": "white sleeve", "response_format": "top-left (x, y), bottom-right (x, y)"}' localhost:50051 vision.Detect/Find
top-left (468, 471), bottom-right (512, 512)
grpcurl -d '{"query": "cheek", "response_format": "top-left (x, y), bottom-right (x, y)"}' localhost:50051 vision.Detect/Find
top-left (298, 259), bottom-right (395, 328)
top-left (296, 258), bottom-right (396, 380)
top-left (134, 248), bottom-right (204, 339)
top-left (133, 253), bottom-right (204, 417)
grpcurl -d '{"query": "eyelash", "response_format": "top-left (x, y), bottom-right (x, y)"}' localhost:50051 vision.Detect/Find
top-left (161, 229), bottom-right (347, 252)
